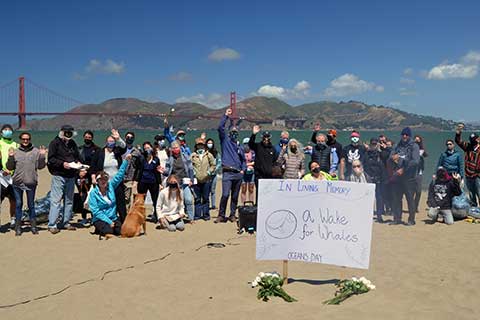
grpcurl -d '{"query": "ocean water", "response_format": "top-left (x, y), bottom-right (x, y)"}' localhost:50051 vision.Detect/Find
top-left (25, 129), bottom-right (475, 188)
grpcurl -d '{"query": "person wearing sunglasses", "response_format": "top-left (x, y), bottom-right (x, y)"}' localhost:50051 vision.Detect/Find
top-left (437, 139), bottom-right (464, 181)
top-left (6, 132), bottom-right (47, 235)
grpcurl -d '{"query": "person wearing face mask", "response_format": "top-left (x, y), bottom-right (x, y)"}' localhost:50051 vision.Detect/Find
top-left (437, 139), bottom-right (464, 179)
top-left (191, 138), bottom-right (216, 220)
top-left (154, 134), bottom-right (169, 171)
top-left (47, 125), bottom-right (82, 234)
top-left (249, 125), bottom-right (277, 204)
top-left (310, 133), bottom-right (338, 177)
top-left (310, 124), bottom-right (343, 166)
top-left (413, 135), bottom-right (428, 213)
top-left (6, 132), bottom-right (47, 235)
top-left (206, 138), bottom-right (221, 209)
top-left (455, 124), bottom-right (480, 206)
top-left (363, 138), bottom-right (386, 222)
top-left (302, 161), bottom-right (334, 181)
top-left (163, 118), bottom-right (191, 156)
top-left (163, 140), bottom-right (195, 222)
top-left (389, 127), bottom-right (420, 226)
top-left (89, 154), bottom-right (131, 238)
top-left (0, 124), bottom-right (19, 229)
top-left (91, 129), bottom-right (127, 223)
top-left (347, 159), bottom-right (371, 184)
top-left (78, 130), bottom-right (100, 167)
top-left (339, 131), bottom-right (366, 181)
top-left (133, 142), bottom-right (162, 223)
top-left (276, 138), bottom-right (305, 179)
top-left (241, 137), bottom-right (256, 203)
top-left (121, 131), bottom-right (141, 210)
top-left (274, 131), bottom-right (290, 156)
top-left (157, 175), bottom-right (186, 232)
top-left (427, 168), bottom-right (462, 225)
top-left (216, 108), bottom-right (246, 223)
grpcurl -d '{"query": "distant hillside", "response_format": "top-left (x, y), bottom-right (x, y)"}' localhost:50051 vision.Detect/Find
top-left (28, 97), bottom-right (455, 131)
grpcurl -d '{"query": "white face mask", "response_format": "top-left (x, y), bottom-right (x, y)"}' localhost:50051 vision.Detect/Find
top-left (351, 137), bottom-right (360, 144)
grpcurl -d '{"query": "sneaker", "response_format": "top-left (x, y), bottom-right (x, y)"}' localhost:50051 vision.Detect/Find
top-left (49, 228), bottom-right (60, 234)
top-left (389, 220), bottom-right (402, 225)
top-left (79, 219), bottom-right (90, 227)
top-left (407, 221), bottom-right (416, 226)
top-left (10, 217), bottom-right (16, 229)
top-left (214, 216), bottom-right (227, 224)
top-left (63, 224), bottom-right (77, 231)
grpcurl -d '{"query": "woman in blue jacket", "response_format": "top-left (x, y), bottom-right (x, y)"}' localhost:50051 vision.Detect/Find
top-left (437, 139), bottom-right (465, 178)
top-left (89, 155), bottom-right (131, 237)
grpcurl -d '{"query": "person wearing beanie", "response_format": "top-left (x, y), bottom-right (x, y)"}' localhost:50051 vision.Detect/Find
top-left (389, 127), bottom-right (420, 226)
top-left (455, 124), bottom-right (480, 206)
top-left (0, 123), bottom-right (19, 228)
top-left (339, 130), bottom-right (366, 180)
top-left (47, 124), bottom-right (82, 233)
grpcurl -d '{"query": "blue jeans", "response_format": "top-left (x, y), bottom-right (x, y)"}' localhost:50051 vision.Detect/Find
top-left (219, 171), bottom-right (243, 218)
top-left (210, 175), bottom-right (218, 208)
top-left (48, 175), bottom-right (75, 229)
top-left (193, 181), bottom-right (212, 220)
top-left (374, 182), bottom-right (384, 217)
top-left (466, 176), bottom-right (480, 207)
top-left (13, 185), bottom-right (37, 221)
top-left (167, 219), bottom-right (185, 232)
top-left (181, 184), bottom-right (194, 221)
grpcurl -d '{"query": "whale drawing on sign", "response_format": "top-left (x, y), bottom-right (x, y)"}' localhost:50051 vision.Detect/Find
top-left (265, 209), bottom-right (298, 239)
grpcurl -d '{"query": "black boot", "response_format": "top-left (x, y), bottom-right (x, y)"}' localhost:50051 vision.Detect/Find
top-left (31, 219), bottom-right (39, 235)
top-left (15, 220), bottom-right (22, 236)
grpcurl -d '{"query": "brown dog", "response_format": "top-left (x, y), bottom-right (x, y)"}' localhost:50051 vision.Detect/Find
top-left (121, 194), bottom-right (147, 238)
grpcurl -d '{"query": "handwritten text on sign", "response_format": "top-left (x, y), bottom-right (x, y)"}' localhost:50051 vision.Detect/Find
top-left (256, 179), bottom-right (375, 269)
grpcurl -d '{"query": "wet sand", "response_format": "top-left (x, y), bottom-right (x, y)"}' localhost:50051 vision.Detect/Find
top-left (0, 169), bottom-right (479, 320)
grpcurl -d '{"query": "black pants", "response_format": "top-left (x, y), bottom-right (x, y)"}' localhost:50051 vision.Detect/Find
top-left (392, 177), bottom-right (417, 223)
top-left (93, 219), bottom-right (122, 236)
top-left (115, 183), bottom-right (127, 223)
top-left (137, 182), bottom-right (159, 221)
top-left (413, 174), bottom-right (423, 212)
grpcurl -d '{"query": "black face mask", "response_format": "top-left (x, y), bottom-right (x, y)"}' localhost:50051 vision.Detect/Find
top-left (168, 183), bottom-right (178, 189)
top-left (126, 137), bottom-right (134, 145)
top-left (290, 146), bottom-right (297, 153)
top-left (312, 167), bottom-right (321, 174)
top-left (84, 139), bottom-right (92, 146)
top-left (470, 137), bottom-right (478, 146)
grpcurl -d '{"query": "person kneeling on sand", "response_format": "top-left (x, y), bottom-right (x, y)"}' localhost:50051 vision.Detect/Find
top-left (302, 161), bottom-right (334, 181)
top-left (427, 167), bottom-right (462, 225)
top-left (157, 175), bottom-right (186, 232)
top-left (89, 154), bottom-right (131, 238)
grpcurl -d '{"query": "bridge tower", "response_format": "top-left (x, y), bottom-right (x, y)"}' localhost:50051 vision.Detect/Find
top-left (18, 77), bottom-right (26, 129)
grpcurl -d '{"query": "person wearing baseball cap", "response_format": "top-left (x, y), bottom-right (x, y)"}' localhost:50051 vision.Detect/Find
top-left (455, 124), bottom-right (480, 207)
top-left (363, 137), bottom-right (386, 223)
top-left (327, 129), bottom-right (343, 163)
top-left (339, 130), bottom-right (366, 181)
top-left (46, 125), bottom-right (82, 233)
top-left (163, 118), bottom-right (191, 156)
top-left (389, 127), bottom-right (420, 226)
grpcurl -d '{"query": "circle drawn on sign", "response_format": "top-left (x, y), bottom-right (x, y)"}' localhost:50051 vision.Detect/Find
top-left (265, 210), bottom-right (297, 239)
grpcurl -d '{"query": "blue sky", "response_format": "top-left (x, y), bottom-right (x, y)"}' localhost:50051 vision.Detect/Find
top-left (1, 0), bottom-right (479, 121)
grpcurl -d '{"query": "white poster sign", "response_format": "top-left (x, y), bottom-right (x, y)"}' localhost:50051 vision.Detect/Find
top-left (256, 179), bottom-right (375, 269)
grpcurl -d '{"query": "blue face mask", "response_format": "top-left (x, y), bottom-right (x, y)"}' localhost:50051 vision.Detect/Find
top-left (197, 149), bottom-right (205, 155)
top-left (2, 130), bottom-right (13, 139)
top-left (106, 142), bottom-right (116, 149)
top-left (280, 138), bottom-right (289, 145)
top-left (145, 148), bottom-right (153, 155)
top-left (230, 132), bottom-right (239, 141)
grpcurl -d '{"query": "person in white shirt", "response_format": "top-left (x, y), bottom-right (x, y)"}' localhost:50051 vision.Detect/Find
top-left (156, 175), bottom-right (185, 232)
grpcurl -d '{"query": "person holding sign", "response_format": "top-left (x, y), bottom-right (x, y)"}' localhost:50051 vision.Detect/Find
top-left (302, 161), bottom-right (334, 181)
top-left (216, 108), bottom-right (246, 223)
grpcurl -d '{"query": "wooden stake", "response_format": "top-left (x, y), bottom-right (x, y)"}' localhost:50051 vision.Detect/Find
top-left (283, 260), bottom-right (289, 284)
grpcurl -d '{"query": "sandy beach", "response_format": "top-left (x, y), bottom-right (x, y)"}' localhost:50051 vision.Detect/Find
top-left (1, 169), bottom-right (479, 320)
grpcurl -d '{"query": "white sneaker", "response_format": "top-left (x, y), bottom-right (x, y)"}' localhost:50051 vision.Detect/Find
top-left (10, 217), bottom-right (16, 228)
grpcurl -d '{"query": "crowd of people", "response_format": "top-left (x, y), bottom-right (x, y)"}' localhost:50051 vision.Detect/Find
top-left (0, 111), bottom-right (479, 237)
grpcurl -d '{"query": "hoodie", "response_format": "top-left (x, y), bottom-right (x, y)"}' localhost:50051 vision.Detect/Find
top-left (427, 175), bottom-right (462, 210)
top-left (391, 138), bottom-right (420, 179)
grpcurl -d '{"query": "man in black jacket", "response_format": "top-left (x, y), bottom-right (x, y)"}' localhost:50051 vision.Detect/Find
top-left (47, 125), bottom-right (81, 234)
top-left (249, 126), bottom-right (277, 204)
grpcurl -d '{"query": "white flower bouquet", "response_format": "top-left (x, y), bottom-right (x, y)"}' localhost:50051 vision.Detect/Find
top-left (323, 277), bottom-right (375, 305)
top-left (251, 272), bottom-right (297, 302)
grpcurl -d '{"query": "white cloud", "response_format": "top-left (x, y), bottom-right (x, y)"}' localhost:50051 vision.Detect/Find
top-left (208, 47), bottom-right (241, 62)
top-left (403, 68), bottom-right (414, 76)
top-left (427, 63), bottom-right (478, 80)
top-left (400, 77), bottom-right (415, 85)
top-left (169, 71), bottom-right (192, 82)
top-left (74, 59), bottom-right (125, 80)
top-left (255, 80), bottom-right (311, 99)
top-left (175, 93), bottom-right (229, 108)
top-left (427, 50), bottom-right (480, 80)
top-left (399, 88), bottom-right (417, 96)
top-left (389, 101), bottom-right (401, 107)
top-left (323, 74), bottom-right (384, 97)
